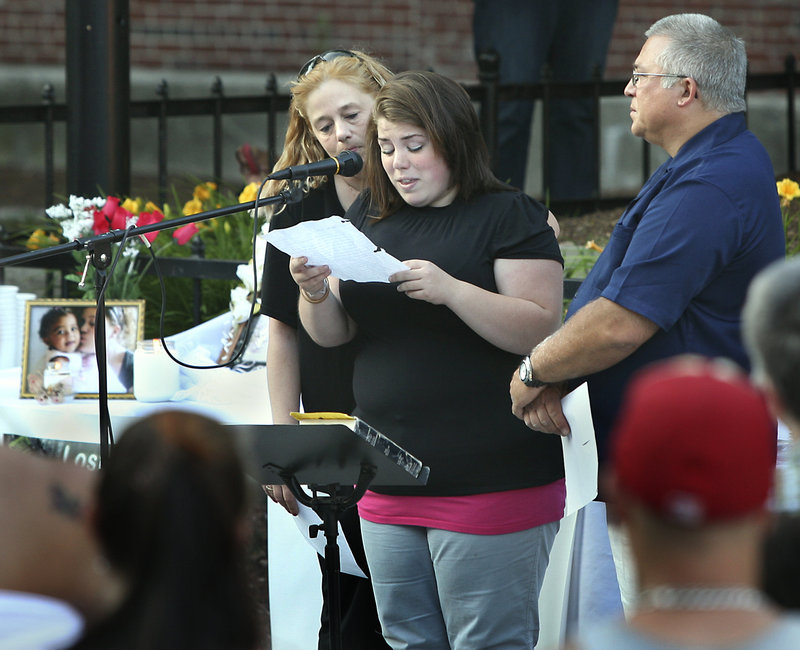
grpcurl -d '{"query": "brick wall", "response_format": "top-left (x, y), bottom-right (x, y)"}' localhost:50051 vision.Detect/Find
top-left (0, 1), bottom-right (797, 83)
top-left (607, 1), bottom-right (800, 76)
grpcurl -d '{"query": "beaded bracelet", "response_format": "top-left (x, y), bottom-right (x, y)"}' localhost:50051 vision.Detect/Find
top-left (300, 278), bottom-right (330, 304)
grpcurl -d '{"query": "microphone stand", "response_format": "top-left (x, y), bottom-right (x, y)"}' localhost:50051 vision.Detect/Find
top-left (1, 186), bottom-right (302, 465)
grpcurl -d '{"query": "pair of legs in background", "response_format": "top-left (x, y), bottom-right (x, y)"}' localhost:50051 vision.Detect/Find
top-left (473, 0), bottom-right (618, 198)
top-left (361, 520), bottom-right (558, 650)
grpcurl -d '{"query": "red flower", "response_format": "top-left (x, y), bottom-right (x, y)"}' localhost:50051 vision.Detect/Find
top-left (93, 208), bottom-right (110, 235)
top-left (102, 196), bottom-right (120, 218)
top-left (136, 209), bottom-right (165, 244)
top-left (111, 206), bottom-right (132, 231)
top-left (173, 223), bottom-right (198, 246)
top-left (94, 196), bottom-right (132, 234)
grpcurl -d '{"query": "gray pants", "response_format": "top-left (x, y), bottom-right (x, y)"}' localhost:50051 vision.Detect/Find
top-left (360, 518), bottom-right (559, 649)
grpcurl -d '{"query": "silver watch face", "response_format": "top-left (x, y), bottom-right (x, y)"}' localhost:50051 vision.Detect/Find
top-left (519, 358), bottom-right (531, 382)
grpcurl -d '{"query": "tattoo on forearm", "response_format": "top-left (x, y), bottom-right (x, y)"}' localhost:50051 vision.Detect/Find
top-left (49, 483), bottom-right (82, 520)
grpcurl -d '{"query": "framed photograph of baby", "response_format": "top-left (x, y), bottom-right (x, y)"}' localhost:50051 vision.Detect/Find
top-left (20, 299), bottom-right (145, 402)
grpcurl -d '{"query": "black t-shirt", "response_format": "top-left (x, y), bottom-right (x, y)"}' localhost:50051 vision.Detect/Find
top-left (341, 190), bottom-right (565, 496)
top-left (260, 181), bottom-right (357, 414)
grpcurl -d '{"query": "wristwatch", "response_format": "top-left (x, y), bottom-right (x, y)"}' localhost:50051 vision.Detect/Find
top-left (519, 355), bottom-right (549, 388)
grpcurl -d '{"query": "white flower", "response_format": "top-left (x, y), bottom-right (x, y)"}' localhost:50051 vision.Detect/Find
top-left (46, 195), bottom-right (107, 241)
top-left (229, 286), bottom-right (254, 324)
top-left (60, 216), bottom-right (94, 241)
top-left (254, 233), bottom-right (267, 273)
top-left (228, 233), bottom-right (268, 322)
top-left (235, 262), bottom-right (258, 294)
top-left (45, 204), bottom-right (72, 219)
top-left (68, 195), bottom-right (105, 214)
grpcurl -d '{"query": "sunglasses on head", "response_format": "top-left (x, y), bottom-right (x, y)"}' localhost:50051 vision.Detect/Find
top-left (297, 50), bottom-right (361, 79)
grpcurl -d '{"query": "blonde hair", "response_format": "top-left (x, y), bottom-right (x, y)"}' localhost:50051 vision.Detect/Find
top-left (260, 50), bottom-right (393, 217)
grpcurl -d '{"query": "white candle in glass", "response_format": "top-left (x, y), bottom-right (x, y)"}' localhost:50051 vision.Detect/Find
top-left (42, 358), bottom-right (74, 401)
top-left (133, 339), bottom-right (180, 402)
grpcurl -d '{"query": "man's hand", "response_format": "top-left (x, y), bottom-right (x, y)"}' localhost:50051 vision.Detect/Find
top-left (521, 386), bottom-right (571, 436)
top-left (510, 371), bottom-right (546, 418)
top-left (511, 371), bottom-right (571, 436)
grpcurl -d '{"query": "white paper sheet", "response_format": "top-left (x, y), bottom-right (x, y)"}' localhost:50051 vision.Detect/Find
top-left (267, 501), bottom-right (322, 650)
top-left (292, 501), bottom-right (368, 578)
top-left (560, 383), bottom-right (598, 517)
top-left (266, 215), bottom-right (408, 282)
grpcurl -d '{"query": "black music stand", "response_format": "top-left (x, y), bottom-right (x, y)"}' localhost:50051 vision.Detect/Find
top-left (229, 419), bottom-right (429, 650)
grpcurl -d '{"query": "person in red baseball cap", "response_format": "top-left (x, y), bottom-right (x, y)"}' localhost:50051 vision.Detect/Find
top-left (567, 355), bottom-right (800, 649)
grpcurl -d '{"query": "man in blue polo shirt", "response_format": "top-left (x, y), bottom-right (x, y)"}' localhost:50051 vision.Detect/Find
top-left (510, 12), bottom-right (785, 617)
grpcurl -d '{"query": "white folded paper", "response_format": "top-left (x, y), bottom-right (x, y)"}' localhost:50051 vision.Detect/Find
top-left (560, 382), bottom-right (598, 517)
top-left (266, 216), bottom-right (408, 282)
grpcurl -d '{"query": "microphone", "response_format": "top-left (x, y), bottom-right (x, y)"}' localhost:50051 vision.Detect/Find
top-left (267, 150), bottom-right (363, 181)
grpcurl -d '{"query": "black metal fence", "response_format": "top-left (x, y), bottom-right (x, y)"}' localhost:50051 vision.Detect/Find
top-left (1, 54), bottom-right (796, 215)
top-left (475, 53), bottom-right (798, 212)
top-left (0, 55), bottom-right (797, 311)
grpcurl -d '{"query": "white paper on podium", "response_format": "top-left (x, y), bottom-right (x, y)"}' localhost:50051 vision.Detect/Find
top-left (265, 215), bottom-right (408, 282)
top-left (268, 501), bottom-right (322, 650)
top-left (560, 382), bottom-right (598, 517)
top-left (292, 500), bottom-right (367, 578)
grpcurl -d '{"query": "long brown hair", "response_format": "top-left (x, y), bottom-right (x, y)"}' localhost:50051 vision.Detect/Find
top-left (365, 70), bottom-right (510, 220)
top-left (260, 50), bottom-right (393, 217)
top-left (73, 410), bottom-right (259, 650)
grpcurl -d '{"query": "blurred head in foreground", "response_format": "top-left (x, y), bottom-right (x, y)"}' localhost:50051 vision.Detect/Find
top-left (73, 410), bottom-right (259, 650)
top-left (742, 256), bottom-right (800, 435)
top-left (611, 355), bottom-right (776, 528)
top-left (607, 355), bottom-right (777, 602)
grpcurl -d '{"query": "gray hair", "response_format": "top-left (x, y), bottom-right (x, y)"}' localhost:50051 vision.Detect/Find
top-left (646, 13), bottom-right (747, 114)
top-left (742, 257), bottom-right (800, 421)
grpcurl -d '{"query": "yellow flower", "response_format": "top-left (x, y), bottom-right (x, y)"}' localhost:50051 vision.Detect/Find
top-left (25, 228), bottom-right (59, 250)
top-left (144, 201), bottom-right (161, 213)
top-left (585, 240), bottom-right (604, 253)
top-left (183, 198), bottom-right (203, 216)
top-left (777, 178), bottom-right (800, 201)
top-left (192, 182), bottom-right (217, 202)
top-left (777, 178), bottom-right (800, 256)
top-left (238, 182), bottom-right (258, 203)
top-left (121, 197), bottom-right (142, 214)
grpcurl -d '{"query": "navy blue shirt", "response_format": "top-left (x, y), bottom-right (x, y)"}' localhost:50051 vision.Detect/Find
top-left (567, 112), bottom-right (785, 462)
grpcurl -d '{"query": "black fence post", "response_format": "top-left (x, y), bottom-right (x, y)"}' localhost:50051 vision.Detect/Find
top-left (787, 54), bottom-right (797, 174)
top-left (42, 84), bottom-right (55, 209)
top-left (156, 79), bottom-right (169, 207)
top-left (541, 64), bottom-right (553, 203)
top-left (266, 74), bottom-right (278, 173)
top-left (190, 236), bottom-right (206, 325)
top-left (65, 0), bottom-right (130, 198)
top-left (211, 76), bottom-right (224, 184)
top-left (41, 83), bottom-right (63, 298)
top-left (476, 48), bottom-right (500, 172)
top-left (591, 65), bottom-right (602, 206)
